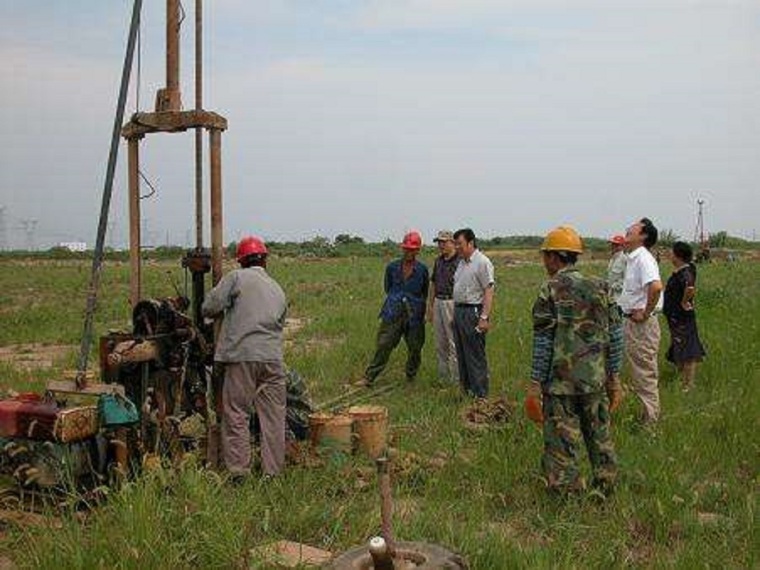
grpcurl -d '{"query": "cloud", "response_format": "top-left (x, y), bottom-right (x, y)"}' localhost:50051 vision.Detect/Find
top-left (1, 1), bottom-right (758, 247)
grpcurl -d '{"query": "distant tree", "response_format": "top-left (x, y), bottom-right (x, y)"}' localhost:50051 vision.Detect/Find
top-left (709, 231), bottom-right (728, 248)
top-left (301, 236), bottom-right (335, 257)
top-left (659, 228), bottom-right (679, 246)
top-left (334, 233), bottom-right (365, 246)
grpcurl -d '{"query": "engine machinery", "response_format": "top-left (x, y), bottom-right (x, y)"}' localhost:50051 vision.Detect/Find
top-left (0, 0), bottom-right (228, 492)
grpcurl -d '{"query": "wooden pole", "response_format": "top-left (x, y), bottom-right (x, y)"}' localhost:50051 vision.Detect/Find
top-left (209, 129), bottom-right (223, 285)
top-left (128, 138), bottom-right (141, 306)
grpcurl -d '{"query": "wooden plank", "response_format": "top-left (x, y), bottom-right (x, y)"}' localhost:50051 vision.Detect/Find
top-left (121, 110), bottom-right (227, 138)
top-left (46, 380), bottom-right (124, 397)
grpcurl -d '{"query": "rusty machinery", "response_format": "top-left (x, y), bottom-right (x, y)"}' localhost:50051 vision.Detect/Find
top-left (0, 0), bottom-right (227, 491)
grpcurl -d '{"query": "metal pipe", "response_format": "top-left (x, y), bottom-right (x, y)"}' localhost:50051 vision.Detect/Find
top-left (209, 129), bottom-right (223, 285)
top-left (167, 0), bottom-right (180, 92)
top-left (194, 0), bottom-right (203, 247)
top-left (156, 0), bottom-right (182, 111)
top-left (376, 457), bottom-right (397, 557)
top-left (128, 138), bottom-right (141, 307)
top-left (75, 0), bottom-right (143, 388)
top-left (368, 537), bottom-right (395, 570)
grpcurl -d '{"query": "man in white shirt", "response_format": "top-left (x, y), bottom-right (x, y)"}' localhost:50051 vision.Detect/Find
top-left (452, 228), bottom-right (495, 397)
top-left (618, 218), bottom-right (663, 424)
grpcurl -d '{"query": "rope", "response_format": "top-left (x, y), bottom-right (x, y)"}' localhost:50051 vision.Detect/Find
top-left (138, 169), bottom-right (157, 200)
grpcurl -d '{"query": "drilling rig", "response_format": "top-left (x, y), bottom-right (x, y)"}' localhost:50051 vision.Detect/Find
top-left (0, 0), bottom-right (228, 490)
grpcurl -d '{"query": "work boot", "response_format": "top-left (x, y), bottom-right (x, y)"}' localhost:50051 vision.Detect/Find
top-left (228, 473), bottom-right (248, 486)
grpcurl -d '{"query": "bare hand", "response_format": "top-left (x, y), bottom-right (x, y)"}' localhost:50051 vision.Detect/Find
top-left (606, 373), bottom-right (623, 412)
top-left (630, 309), bottom-right (647, 323)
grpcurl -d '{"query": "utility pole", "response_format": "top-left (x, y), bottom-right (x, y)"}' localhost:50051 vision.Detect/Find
top-left (694, 199), bottom-right (705, 245)
top-left (20, 219), bottom-right (38, 251)
top-left (694, 199), bottom-right (710, 262)
top-left (0, 206), bottom-right (6, 251)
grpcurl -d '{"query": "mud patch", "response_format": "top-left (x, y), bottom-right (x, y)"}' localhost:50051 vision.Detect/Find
top-left (284, 317), bottom-right (309, 338)
top-left (0, 344), bottom-right (76, 371)
top-left (623, 518), bottom-right (656, 565)
top-left (283, 317), bottom-right (345, 353)
top-left (461, 397), bottom-right (515, 431)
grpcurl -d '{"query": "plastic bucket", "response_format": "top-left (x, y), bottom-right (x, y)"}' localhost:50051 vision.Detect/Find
top-left (347, 405), bottom-right (388, 459)
top-left (308, 412), bottom-right (353, 453)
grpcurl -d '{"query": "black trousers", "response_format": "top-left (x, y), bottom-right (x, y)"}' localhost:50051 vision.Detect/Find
top-left (453, 304), bottom-right (489, 397)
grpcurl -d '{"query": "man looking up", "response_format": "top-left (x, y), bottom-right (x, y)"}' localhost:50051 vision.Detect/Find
top-left (452, 228), bottom-right (494, 398)
top-left (619, 217), bottom-right (663, 424)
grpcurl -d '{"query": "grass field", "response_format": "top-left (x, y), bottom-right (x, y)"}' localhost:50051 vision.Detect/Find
top-left (0, 253), bottom-right (757, 568)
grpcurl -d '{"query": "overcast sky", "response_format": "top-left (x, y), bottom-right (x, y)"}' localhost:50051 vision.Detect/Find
top-left (1, 1), bottom-right (758, 249)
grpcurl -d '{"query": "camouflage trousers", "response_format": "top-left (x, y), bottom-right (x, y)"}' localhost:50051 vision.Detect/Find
top-left (542, 393), bottom-right (617, 494)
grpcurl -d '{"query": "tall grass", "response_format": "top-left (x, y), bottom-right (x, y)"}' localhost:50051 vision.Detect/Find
top-left (0, 255), bottom-right (757, 568)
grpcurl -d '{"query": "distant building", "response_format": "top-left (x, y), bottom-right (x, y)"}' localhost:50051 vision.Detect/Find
top-left (58, 241), bottom-right (87, 252)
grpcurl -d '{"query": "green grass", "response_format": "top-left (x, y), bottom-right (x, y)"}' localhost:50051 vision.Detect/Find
top-left (0, 255), bottom-right (757, 568)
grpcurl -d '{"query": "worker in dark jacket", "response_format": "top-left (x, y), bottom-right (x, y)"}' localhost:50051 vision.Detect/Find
top-left (360, 231), bottom-right (429, 386)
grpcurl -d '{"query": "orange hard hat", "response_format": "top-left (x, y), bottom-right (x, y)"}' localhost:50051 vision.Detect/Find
top-left (540, 226), bottom-right (583, 254)
top-left (236, 236), bottom-right (268, 261)
top-left (401, 231), bottom-right (423, 250)
top-left (608, 234), bottom-right (626, 246)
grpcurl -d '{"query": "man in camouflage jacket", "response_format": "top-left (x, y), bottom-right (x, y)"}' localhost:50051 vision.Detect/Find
top-left (526, 226), bottom-right (624, 495)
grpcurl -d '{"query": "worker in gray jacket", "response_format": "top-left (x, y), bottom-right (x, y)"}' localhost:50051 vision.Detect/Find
top-left (202, 235), bottom-right (287, 479)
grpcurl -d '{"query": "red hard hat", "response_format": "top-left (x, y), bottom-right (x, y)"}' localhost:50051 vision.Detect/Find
top-left (236, 236), bottom-right (268, 261)
top-left (401, 231), bottom-right (423, 250)
top-left (609, 234), bottom-right (626, 246)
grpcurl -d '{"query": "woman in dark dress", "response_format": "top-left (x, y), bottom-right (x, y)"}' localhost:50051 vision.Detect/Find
top-left (663, 241), bottom-right (706, 391)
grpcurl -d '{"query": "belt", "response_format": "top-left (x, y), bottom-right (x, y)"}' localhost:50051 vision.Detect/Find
top-left (436, 295), bottom-right (453, 300)
top-left (455, 303), bottom-right (482, 308)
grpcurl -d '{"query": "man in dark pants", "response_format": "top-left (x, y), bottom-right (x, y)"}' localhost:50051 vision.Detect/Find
top-left (360, 231), bottom-right (429, 386)
top-left (452, 228), bottom-right (495, 398)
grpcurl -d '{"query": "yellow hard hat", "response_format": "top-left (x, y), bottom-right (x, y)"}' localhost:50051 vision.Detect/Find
top-left (540, 226), bottom-right (584, 254)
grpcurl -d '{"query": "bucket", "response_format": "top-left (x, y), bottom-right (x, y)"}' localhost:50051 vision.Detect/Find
top-left (347, 405), bottom-right (388, 459)
top-left (308, 412), bottom-right (353, 453)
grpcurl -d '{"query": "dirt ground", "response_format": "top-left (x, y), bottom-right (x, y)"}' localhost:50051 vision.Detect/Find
top-left (0, 344), bottom-right (76, 371)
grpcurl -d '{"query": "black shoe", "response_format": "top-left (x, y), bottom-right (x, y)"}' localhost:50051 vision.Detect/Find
top-left (228, 474), bottom-right (248, 486)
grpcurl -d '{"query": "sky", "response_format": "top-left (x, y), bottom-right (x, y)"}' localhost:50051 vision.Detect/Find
top-left (1, 1), bottom-right (758, 249)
